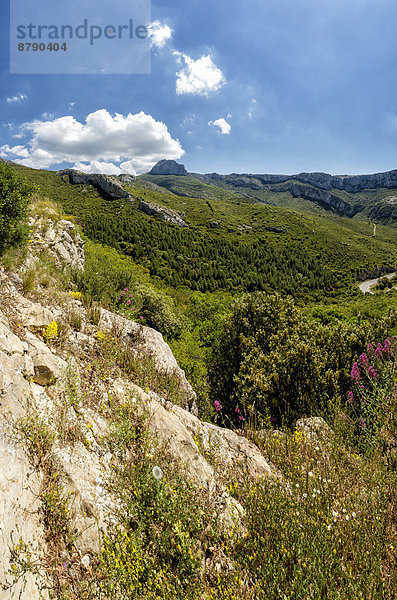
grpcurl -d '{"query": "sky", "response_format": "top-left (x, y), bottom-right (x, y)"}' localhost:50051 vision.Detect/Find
top-left (1, 0), bottom-right (397, 176)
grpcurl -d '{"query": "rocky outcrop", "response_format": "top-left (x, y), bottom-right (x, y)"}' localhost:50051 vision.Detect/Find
top-left (98, 308), bottom-right (196, 403)
top-left (26, 218), bottom-right (85, 272)
top-left (139, 199), bottom-right (188, 227)
top-left (275, 183), bottom-right (359, 216)
top-left (149, 160), bottom-right (188, 176)
top-left (58, 169), bottom-right (130, 199)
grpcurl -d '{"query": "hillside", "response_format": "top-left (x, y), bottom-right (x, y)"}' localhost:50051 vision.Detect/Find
top-left (10, 162), bottom-right (397, 298)
top-left (0, 167), bottom-right (395, 600)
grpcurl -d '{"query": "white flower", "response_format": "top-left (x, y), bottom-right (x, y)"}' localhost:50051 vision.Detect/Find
top-left (323, 478), bottom-right (327, 483)
top-left (352, 512), bottom-right (356, 518)
top-left (152, 465), bottom-right (163, 481)
top-left (327, 524), bottom-right (331, 530)
top-left (296, 511), bottom-right (300, 516)
top-left (295, 483), bottom-right (299, 488)
top-left (81, 554), bottom-right (90, 568)
top-left (346, 515), bottom-right (349, 521)
top-left (332, 510), bottom-right (339, 518)
top-left (308, 471), bottom-right (314, 478)
top-left (342, 508), bottom-right (347, 513)
top-left (315, 446), bottom-right (320, 451)
top-left (303, 493), bottom-right (307, 498)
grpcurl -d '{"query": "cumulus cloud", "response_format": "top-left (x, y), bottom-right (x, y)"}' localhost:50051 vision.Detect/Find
top-left (174, 52), bottom-right (225, 96)
top-left (6, 93), bottom-right (27, 104)
top-left (0, 110), bottom-right (184, 175)
top-left (147, 20), bottom-right (172, 48)
top-left (209, 118), bottom-right (231, 135)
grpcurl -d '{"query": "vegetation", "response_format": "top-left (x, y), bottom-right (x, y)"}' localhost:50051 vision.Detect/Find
top-left (1, 162), bottom-right (396, 598)
top-left (0, 161), bottom-right (34, 253)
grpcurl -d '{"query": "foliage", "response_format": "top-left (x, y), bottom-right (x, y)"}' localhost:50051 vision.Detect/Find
top-left (209, 292), bottom-right (397, 425)
top-left (0, 162), bottom-right (34, 253)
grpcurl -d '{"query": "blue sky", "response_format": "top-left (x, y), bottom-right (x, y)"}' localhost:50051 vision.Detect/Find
top-left (1, 0), bottom-right (397, 175)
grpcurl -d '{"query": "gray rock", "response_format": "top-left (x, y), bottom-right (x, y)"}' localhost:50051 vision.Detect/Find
top-left (149, 159), bottom-right (188, 176)
top-left (139, 200), bottom-right (189, 228)
top-left (58, 169), bottom-right (129, 199)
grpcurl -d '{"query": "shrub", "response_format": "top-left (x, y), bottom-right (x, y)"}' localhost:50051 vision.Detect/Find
top-left (209, 292), bottom-right (396, 426)
top-left (0, 162), bottom-right (34, 253)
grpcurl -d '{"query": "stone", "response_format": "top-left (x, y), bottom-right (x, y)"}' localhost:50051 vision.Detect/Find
top-left (18, 302), bottom-right (55, 329)
top-left (26, 333), bottom-right (61, 386)
top-left (295, 417), bottom-right (331, 442)
top-left (58, 169), bottom-right (130, 199)
top-left (149, 160), bottom-right (188, 176)
top-left (139, 200), bottom-right (188, 228)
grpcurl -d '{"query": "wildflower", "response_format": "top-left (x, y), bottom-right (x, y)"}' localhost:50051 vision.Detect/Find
top-left (352, 512), bottom-right (356, 518)
top-left (81, 554), bottom-right (90, 568)
top-left (332, 511), bottom-right (339, 518)
top-left (374, 343), bottom-right (383, 358)
top-left (214, 400), bottom-right (222, 412)
top-left (126, 300), bottom-right (131, 305)
top-left (359, 417), bottom-right (367, 428)
top-left (347, 391), bottom-right (354, 404)
top-left (367, 343), bottom-right (374, 354)
top-left (295, 483), bottom-right (299, 488)
top-left (351, 362), bottom-right (361, 382)
top-left (384, 339), bottom-right (391, 352)
top-left (152, 466), bottom-right (162, 481)
top-left (303, 493), bottom-right (307, 498)
top-left (327, 524), bottom-right (331, 530)
top-left (368, 366), bottom-right (378, 379)
top-left (308, 471), bottom-right (314, 478)
top-left (345, 515), bottom-right (349, 521)
top-left (359, 353), bottom-right (369, 367)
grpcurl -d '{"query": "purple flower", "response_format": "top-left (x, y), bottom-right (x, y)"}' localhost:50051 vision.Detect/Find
top-left (126, 300), bottom-right (131, 305)
top-left (351, 362), bottom-right (361, 382)
top-left (130, 293), bottom-right (133, 297)
top-left (367, 343), bottom-right (374, 355)
top-left (374, 343), bottom-right (383, 358)
top-left (347, 391), bottom-right (354, 404)
top-left (140, 316), bottom-right (144, 320)
top-left (214, 400), bottom-right (222, 412)
top-left (384, 339), bottom-right (391, 352)
top-left (359, 417), bottom-right (367, 428)
top-left (368, 366), bottom-right (378, 379)
top-left (341, 412), bottom-right (347, 420)
top-left (359, 353), bottom-right (369, 368)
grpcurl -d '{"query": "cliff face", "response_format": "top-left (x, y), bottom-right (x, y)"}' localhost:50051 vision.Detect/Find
top-left (58, 169), bottom-right (130, 199)
top-left (0, 217), bottom-right (278, 597)
top-left (200, 168), bottom-right (397, 194)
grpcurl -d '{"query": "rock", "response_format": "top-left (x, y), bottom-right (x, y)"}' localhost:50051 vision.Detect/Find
top-left (209, 221), bottom-right (220, 228)
top-left (26, 333), bottom-right (62, 386)
top-left (118, 174), bottom-right (136, 185)
top-left (0, 432), bottom-right (49, 600)
top-left (139, 200), bottom-right (188, 228)
top-left (265, 226), bottom-right (287, 233)
top-left (18, 302), bottom-right (55, 329)
top-left (98, 310), bottom-right (196, 403)
top-left (27, 218), bottom-right (85, 271)
top-left (0, 321), bottom-right (27, 356)
top-left (58, 169), bottom-right (130, 199)
top-left (295, 417), bottom-right (331, 442)
top-left (149, 160), bottom-right (188, 176)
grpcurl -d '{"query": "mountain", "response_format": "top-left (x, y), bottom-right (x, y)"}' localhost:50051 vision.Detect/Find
top-left (10, 162), bottom-right (397, 296)
top-left (145, 160), bottom-right (397, 222)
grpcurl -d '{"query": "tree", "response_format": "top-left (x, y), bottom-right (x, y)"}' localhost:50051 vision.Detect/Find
top-left (0, 162), bottom-right (34, 253)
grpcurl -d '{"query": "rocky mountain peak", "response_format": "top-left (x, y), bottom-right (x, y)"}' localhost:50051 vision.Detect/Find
top-left (149, 159), bottom-right (188, 176)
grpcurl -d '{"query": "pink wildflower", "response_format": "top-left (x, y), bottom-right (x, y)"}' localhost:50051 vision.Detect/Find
top-left (214, 400), bottom-right (222, 412)
top-left (351, 362), bottom-right (361, 382)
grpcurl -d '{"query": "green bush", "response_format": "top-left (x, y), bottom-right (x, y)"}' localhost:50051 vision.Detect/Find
top-left (0, 162), bottom-right (34, 253)
top-left (209, 292), bottom-right (396, 426)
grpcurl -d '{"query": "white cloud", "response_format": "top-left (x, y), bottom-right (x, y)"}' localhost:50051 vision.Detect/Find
top-left (147, 21), bottom-right (172, 48)
top-left (41, 112), bottom-right (54, 120)
top-left (0, 109), bottom-right (184, 175)
top-left (6, 93), bottom-right (27, 104)
top-left (0, 144), bottom-right (30, 158)
top-left (174, 52), bottom-right (225, 96)
top-left (73, 161), bottom-right (123, 175)
top-left (68, 102), bottom-right (76, 111)
top-left (209, 118), bottom-right (231, 135)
